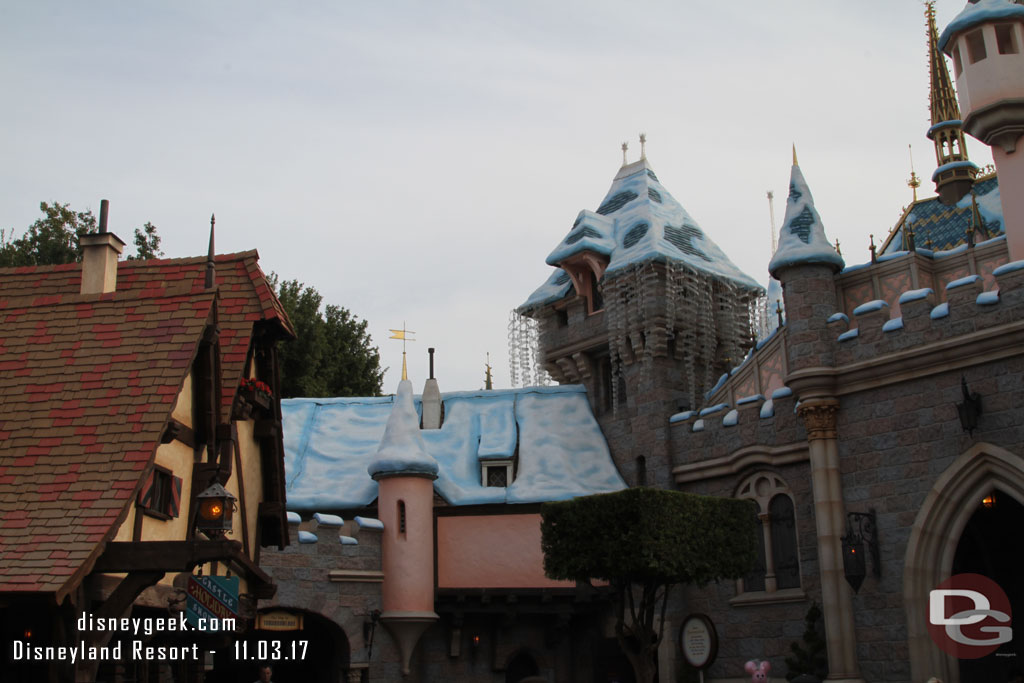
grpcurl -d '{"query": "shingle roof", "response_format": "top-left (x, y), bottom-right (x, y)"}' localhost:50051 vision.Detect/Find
top-left (0, 291), bottom-right (213, 596)
top-left (881, 175), bottom-right (1002, 255)
top-left (0, 250), bottom-right (293, 599)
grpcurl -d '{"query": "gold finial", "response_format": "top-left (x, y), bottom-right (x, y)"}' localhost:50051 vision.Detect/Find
top-left (907, 144), bottom-right (921, 201)
top-left (389, 323), bottom-right (416, 381)
top-left (792, 144), bottom-right (799, 166)
top-left (834, 239), bottom-right (842, 257)
top-left (775, 300), bottom-right (784, 328)
top-left (621, 141), bottom-right (629, 166)
top-left (484, 352), bottom-right (493, 391)
top-left (639, 133), bottom-right (647, 160)
top-left (869, 234), bottom-right (877, 263)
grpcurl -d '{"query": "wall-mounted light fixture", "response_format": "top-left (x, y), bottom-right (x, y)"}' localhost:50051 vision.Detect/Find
top-left (841, 509), bottom-right (880, 593)
top-left (194, 483), bottom-right (236, 539)
top-left (957, 376), bottom-right (982, 434)
top-left (982, 492), bottom-right (997, 509)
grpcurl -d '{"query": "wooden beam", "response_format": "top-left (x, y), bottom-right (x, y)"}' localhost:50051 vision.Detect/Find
top-left (93, 540), bottom-right (277, 599)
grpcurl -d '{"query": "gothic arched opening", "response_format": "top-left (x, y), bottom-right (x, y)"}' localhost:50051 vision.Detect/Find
top-left (953, 492), bottom-right (1024, 682)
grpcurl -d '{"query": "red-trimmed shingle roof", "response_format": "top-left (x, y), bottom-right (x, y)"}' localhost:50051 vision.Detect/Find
top-left (0, 250), bottom-right (293, 598)
top-left (0, 291), bottom-right (213, 596)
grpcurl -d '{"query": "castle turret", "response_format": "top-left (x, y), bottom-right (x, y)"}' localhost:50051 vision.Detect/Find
top-left (367, 379), bottom-right (439, 675)
top-left (516, 142), bottom-right (762, 488)
top-left (940, 0), bottom-right (1024, 259)
top-left (768, 151), bottom-right (845, 393)
top-left (926, 2), bottom-right (979, 205)
top-left (767, 154), bottom-right (864, 683)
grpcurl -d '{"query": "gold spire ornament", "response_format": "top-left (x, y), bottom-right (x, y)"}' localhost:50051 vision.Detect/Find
top-left (389, 323), bottom-right (416, 381)
top-left (792, 144), bottom-right (799, 166)
top-left (484, 352), bottom-right (493, 391)
top-left (907, 144), bottom-right (921, 202)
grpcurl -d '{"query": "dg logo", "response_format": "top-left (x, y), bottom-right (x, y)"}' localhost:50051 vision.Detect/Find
top-left (928, 573), bottom-right (1013, 659)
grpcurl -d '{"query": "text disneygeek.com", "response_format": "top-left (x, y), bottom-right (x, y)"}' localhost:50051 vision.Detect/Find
top-left (10, 612), bottom-right (236, 663)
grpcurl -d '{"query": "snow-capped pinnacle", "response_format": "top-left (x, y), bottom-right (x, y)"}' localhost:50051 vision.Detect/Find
top-left (367, 379), bottom-right (439, 479)
top-left (768, 161), bottom-right (845, 278)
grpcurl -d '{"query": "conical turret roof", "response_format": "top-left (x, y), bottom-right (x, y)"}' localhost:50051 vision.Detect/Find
top-left (768, 160), bottom-right (844, 278)
top-left (367, 379), bottom-right (438, 479)
top-left (522, 157), bottom-right (760, 311)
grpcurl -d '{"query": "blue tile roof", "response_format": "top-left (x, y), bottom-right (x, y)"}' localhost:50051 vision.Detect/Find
top-left (881, 175), bottom-right (1002, 254)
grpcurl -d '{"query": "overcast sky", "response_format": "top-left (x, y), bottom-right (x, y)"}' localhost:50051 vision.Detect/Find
top-left (0, 1), bottom-right (991, 394)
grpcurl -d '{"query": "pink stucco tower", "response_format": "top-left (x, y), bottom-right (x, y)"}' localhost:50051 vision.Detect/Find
top-left (940, 0), bottom-right (1024, 259)
top-left (367, 379), bottom-right (439, 676)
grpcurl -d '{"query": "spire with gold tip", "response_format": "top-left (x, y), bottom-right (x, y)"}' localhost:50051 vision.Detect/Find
top-left (768, 147), bottom-right (845, 278)
top-left (926, 1), bottom-right (977, 205)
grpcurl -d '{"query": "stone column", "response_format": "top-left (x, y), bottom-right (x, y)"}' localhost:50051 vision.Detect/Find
top-left (799, 399), bottom-right (864, 683)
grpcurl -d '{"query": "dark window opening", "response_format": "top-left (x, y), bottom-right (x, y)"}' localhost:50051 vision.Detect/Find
top-left (398, 500), bottom-right (406, 536)
top-left (601, 357), bottom-right (614, 413)
top-left (636, 456), bottom-right (647, 487)
top-left (967, 28), bottom-right (987, 63)
top-left (556, 309), bottom-right (568, 327)
top-left (589, 271), bottom-right (604, 312)
top-left (996, 23), bottom-right (1019, 55)
top-left (769, 494), bottom-right (800, 589)
top-left (138, 467), bottom-right (182, 519)
top-left (745, 517), bottom-right (767, 592)
top-left (485, 466), bottom-right (508, 488)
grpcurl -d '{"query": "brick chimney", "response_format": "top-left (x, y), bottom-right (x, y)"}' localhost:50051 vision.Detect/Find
top-left (80, 199), bottom-right (125, 295)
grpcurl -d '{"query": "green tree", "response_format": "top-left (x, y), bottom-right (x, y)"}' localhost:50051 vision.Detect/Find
top-left (0, 202), bottom-right (96, 266)
top-left (785, 603), bottom-right (827, 681)
top-left (0, 202), bottom-right (163, 266)
top-left (271, 276), bottom-right (384, 398)
top-left (541, 488), bottom-right (758, 683)
top-left (127, 221), bottom-right (164, 260)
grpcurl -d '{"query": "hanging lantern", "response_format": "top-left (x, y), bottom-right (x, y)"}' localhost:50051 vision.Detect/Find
top-left (195, 483), bottom-right (236, 538)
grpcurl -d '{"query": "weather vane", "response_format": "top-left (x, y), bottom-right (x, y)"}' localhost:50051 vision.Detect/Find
top-left (389, 323), bottom-right (416, 381)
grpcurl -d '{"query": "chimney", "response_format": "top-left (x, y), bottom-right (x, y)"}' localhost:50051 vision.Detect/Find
top-left (421, 348), bottom-right (442, 429)
top-left (80, 199), bottom-right (125, 295)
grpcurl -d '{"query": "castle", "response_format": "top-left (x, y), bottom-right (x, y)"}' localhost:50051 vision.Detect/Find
top-left (256, 2), bottom-right (1024, 682)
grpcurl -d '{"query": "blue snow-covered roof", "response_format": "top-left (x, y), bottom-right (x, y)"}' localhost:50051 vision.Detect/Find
top-left (939, 0), bottom-right (1024, 53)
top-left (768, 162), bottom-right (845, 277)
top-left (282, 384), bottom-right (626, 510)
top-left (882, 175), bottom-right (1002, 255)
top-left (521, 158), bottom-right (760, 311)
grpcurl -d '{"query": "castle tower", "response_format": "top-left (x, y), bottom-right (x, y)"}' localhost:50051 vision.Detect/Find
top-left (926, 1), bottom-right (979, 205)
top-left (516, 146), bottom-right (762, 488)
top-left (768, 152), bottom-right (845, 387)
top-left (767, 156), bottom-right (865, 683)
top-left (367, 379), bottom-right (439, 675)
top-left (940, 0), bottom-right (1024, 259)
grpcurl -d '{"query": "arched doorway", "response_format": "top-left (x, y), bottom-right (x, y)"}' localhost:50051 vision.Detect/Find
top-left (952, 493), bottom-right (1024, 682)
top-left (903, 443), bottom-right (1024, 683)
top-left (207, 609), bottom-right (349, 683)
top-left (505, 650), bottom-right (540, 682)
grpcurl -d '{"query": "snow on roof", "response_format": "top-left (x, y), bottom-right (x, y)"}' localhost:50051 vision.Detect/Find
top-left (367, 380), bottom-right (439, 479)
top-left (521, 157), bottom-right (760, 311)
top-left (769, 162), bottom-right (845, 277)
top-left (282, 384), bottom-right (625, 510)
top-left (939, 0), bottom-right (1024, 52)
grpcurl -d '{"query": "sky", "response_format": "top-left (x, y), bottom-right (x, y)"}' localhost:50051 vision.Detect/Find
top-left (0, 0), bottom-right (993, 394)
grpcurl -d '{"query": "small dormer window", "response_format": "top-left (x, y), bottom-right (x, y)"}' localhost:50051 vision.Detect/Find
top-left (966, 28), bottom-right (987, 64)
top-left (996, 24), bottom-right (1019, 55)
top-left (481, 459), bottom-right (514, 487)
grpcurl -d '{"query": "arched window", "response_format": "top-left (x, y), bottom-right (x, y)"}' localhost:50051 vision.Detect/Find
top-left (735, 472), bottom-right (802, 596)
